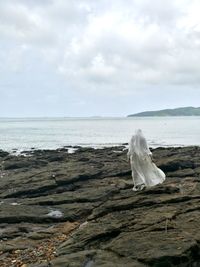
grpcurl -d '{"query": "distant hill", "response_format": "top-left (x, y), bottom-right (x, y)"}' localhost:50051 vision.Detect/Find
top-left (127, 107), bottom-right (200, 117)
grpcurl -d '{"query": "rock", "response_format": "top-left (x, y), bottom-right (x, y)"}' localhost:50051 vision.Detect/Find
top-left (0, 146), bottom-right (200, 266)
top-left (0, 150), bottom-right (9, 158)
top-left (3, 158), bottom-right (48, 170)
top-left (50, 250), bottom-right (146, 267)
top-left (106, 232), bottom-right (199, 265)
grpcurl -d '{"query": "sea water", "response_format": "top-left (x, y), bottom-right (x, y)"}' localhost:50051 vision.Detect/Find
top-left (0, 117), bottom-right (200, 152)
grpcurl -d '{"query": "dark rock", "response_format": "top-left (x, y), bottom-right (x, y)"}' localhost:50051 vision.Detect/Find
top-left (0, 150), bottom-right (9, 158)
top-left (4, 159), bottom-right (48, 170)
top-left (0, 146), bottom-right (200, 266)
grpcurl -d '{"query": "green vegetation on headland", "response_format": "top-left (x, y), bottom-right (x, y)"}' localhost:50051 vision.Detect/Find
top-left (127, 106), bottom-right (200, 117)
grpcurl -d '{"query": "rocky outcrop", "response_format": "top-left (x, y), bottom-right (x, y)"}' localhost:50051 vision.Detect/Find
top-left (0, 146), bottom-right (200, 266)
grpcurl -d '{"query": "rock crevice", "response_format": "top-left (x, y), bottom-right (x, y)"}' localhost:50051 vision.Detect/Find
top-left (0, 146), bottom-right (200, 266)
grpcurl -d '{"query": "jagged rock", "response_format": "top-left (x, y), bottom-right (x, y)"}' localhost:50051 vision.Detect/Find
top-left (0, 146), bottom-right (200, 266)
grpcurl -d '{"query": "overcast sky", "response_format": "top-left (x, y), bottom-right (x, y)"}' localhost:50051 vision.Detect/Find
top-left (1, 0), bottom-right (200, 117)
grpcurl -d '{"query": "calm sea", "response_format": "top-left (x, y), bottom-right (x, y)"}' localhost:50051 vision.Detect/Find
top-left (0, 117), bottom-right (200, 152)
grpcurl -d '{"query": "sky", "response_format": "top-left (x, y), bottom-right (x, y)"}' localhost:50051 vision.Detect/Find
top-left (1, 0), bottom-right (200, 117)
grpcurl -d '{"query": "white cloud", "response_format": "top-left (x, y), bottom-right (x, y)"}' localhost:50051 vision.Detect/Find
top-left (1, 0), bottom-right (200, 116)
top-left (47, 0), bottom-right (200, 93)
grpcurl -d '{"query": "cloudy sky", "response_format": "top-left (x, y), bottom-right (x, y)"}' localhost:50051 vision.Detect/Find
top-left (1, 0), bottom-right (200, 117)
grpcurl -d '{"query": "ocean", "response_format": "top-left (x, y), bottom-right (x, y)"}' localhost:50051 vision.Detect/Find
top-left (0, 117), bottom-right (200, 152)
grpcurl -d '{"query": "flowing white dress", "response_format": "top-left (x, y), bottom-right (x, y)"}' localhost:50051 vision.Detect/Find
top-left (127, 130), bottom-right (165, 189)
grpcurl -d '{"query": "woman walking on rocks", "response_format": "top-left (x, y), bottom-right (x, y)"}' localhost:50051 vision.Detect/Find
top-left (127, 129), bottom-right (165, 191)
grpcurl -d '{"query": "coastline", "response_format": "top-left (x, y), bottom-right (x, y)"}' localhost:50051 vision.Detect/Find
top-left (0, 142), bottom-right (186, 156)
top-left (0, 145), bottom-right (200, 266)
top-left (1, 116), bottom-right (200, 152)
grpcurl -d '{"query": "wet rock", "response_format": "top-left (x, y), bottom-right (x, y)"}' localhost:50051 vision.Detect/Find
top-left (0, 150), bottom-right (9, 158)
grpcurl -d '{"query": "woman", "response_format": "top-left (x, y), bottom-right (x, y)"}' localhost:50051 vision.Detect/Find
top-left (127, 129), bottom-right (165, 191)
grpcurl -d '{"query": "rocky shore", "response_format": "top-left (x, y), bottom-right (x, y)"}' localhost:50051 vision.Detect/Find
top-left (0, 146), bottom-right (200, 267)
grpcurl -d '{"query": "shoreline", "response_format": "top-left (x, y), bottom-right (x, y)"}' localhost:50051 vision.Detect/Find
top-left (0, 146), bottom-right (200, 266)
top-left (0, 142), bottom-right (191, 156)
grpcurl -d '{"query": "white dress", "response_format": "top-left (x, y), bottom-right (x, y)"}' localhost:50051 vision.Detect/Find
top-left (127, 129), bottom-right (165, 189)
